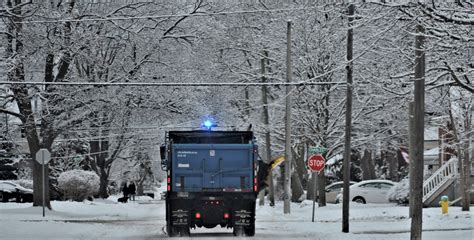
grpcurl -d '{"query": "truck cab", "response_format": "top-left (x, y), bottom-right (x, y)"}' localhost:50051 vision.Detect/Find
top-left (161, 130), bottom-right (259, 237)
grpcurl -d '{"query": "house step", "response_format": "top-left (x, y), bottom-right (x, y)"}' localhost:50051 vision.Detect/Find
top-left (422, 176), bottom-right (456, 206)
top-left (422, 158), bottom-right (458, 204)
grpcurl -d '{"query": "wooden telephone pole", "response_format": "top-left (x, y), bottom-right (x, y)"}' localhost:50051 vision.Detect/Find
top-left (284, 20), bottom-right (292, 214)
top-left (261, 52), bottom-right (275, 206)
top-left (342, 4), bottom-right (354, 233)
top-left (410, 24), bottom-right (425, 240)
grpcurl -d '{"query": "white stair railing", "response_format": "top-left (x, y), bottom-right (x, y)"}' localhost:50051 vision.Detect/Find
top-left (422, 158), bottom-right (458, 203)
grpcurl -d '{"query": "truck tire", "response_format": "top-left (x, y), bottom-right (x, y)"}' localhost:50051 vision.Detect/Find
top-left (166, 223), bottom-right (174, 237)
top-left (173, 226), bottom-right (190, 237)
top-left (233, 226), bottom-right (245, 236)
top-left (0, 192), bottom-right (8, 202)
top-left (166, 201), bottom-right (174, 237)
top-left (245, 223), bottom-right (255, 236)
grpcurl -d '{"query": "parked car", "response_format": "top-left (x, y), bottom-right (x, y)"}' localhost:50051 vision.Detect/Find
top-left (0, 181), bottom-right (34, 203)
top-left (324, 181), bottom-right (356, 203)
top-left (335, 179), bottom-right (395, 204)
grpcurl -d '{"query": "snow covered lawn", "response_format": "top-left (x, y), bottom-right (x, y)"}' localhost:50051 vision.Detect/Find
top-left (0, 197), bottom-right (472, 239)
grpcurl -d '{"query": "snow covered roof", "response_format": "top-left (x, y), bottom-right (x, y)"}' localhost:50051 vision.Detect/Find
top-left (424, 147), bottom-right (439, 156)
top-left (425, 127), bottom-right (439, 141)
top-left (326, 154), bottom-right (342, 166)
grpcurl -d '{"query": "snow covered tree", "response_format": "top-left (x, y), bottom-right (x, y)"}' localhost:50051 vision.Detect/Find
top-left (0, 0), bottom-right (208, 204)
top-left (0, 136), bottom-right (17, 180)
top-left (49, 137), bottom-right (91, 199)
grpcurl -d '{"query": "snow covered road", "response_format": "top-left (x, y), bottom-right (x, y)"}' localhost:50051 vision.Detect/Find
top-left (0, 197), bottom-right (472, 239)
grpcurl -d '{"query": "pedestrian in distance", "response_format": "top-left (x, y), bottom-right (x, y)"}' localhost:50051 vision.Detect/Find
top-left (118, 182), bottom-right (130, 203)
top-left (129, 181), bottom-right (136, 202)
top-left (122, 182), bottom-right (129, 197)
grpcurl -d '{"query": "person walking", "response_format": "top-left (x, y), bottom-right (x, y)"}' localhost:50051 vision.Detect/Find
top-left (122, 182), bottom-right (130, 199)
top-left (129, 181), bottom-right (136, 201)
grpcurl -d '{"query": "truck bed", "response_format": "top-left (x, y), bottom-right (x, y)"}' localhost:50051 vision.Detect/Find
top-left (171, 144), bottom-right (255, 192)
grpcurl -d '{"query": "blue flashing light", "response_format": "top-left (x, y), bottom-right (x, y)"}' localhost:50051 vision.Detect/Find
top-left (203, 120), bottom-right (213, 129)
top-left (201, 118), bottom-right (217, 130)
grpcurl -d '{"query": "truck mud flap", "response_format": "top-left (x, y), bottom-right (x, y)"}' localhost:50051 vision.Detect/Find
top-left (234, 210), bottom-right (253, 226)
top-left (171, 209), bottom-right (189, 226)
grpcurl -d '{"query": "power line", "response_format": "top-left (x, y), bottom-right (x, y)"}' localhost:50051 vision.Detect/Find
top-left (15, 6), bottom-right (321, 24)
top-left (0, 81), bottom-right (345, 87)
top-left (0, 149), bottom-right (153, 161)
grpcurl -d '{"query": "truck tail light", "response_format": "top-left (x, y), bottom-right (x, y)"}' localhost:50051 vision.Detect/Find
top-left (224, 213), bottom-right (230, 219)
top-left (253, 177), bottom-right (258, 192)
top-left (167, 177), bottom-right (171, 191)
top-left (195, 213), bottom-right (201, 219)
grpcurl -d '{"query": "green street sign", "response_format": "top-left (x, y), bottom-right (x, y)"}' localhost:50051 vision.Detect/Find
top-left (309, 146), bottom-right (327, 156)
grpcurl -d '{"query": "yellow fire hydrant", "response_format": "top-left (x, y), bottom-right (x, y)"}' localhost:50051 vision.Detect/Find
top-left (439, 195), bottom-right (449, 214)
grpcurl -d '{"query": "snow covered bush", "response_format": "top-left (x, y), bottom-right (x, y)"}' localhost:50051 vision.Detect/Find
top-left (387, 177), bottom-right (409, 205)
top-left (58, 170), bottom-right (100, 201)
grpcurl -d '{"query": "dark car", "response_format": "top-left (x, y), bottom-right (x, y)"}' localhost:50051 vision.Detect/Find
top-left (0, 181), bottom-right (34, 203)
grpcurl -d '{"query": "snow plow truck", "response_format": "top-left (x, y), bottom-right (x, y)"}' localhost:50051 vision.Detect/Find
top-left (160, 129), bottom-right (264, 237)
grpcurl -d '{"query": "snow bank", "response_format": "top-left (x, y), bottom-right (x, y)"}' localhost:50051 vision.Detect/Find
top-left (0, 198), bottom-right (472, 239)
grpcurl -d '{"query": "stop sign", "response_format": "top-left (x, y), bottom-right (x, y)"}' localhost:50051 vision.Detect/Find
top-left (307, 154), bottom-right (325, 172)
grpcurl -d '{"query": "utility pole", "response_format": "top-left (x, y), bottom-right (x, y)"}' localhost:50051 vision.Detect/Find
top-left (410, 24), bottom-right (425, 240)
top-left (4, 114), bottom-right (8, 137)
top-left (408, 101), bottom-right (415, 217)
top-left (342, 4), bottom-right (354, 233)
top-left (284, 20), bottom-right (292, 214)
top-left (261, 51), bottom-right (275, 207)
top-left (461, 112), bottom-right (471, 211)
top-left (245, 88), bottom-right (251, 121)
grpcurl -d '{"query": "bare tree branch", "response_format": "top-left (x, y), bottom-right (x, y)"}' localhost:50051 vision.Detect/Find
top-left (0, 108), bottom-right (24, 121)
top-left (419, 3), bottom-right (474, 26)
top-left (444, 62), bottom-right (473, 93)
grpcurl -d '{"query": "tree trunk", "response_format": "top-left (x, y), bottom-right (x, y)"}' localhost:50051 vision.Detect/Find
top-left (32, 152), bottom-right (51, 209)
top-left (461, 114), bottom-right (471, 211)
top-left (361, 149), bottom-right (375, 180)
top-left (24, 116), bottom-right (51, 208)
top-left (317, 171), bottom-right (326, 207)
top-left (137, 180), bottom-right (144, 196)
top-left (291, 147), bottom-right (304, 202)
top-left (293, 147), bottom-right (306, 186)
top-left (90, 134), bottom-right (110, 198)
top-left (378, 150), bottom-right (385, 167)
top-left (291, 169), bottom-right (304, 202)
top-left (387, 150), bottom-right (398, 181)
top-left (99, 170), bottom-right (109, 198)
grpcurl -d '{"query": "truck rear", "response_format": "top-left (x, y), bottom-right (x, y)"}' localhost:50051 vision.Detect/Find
top-left (160, 130), bottom-right (259, 237)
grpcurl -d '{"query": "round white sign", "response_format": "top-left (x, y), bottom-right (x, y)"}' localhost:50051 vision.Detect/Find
top-left (35, 148), bottom-right (51, 165)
